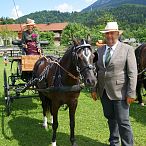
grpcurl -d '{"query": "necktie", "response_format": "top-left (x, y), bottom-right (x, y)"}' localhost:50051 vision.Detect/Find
top-left (105, 48), bottom-right (111, 67)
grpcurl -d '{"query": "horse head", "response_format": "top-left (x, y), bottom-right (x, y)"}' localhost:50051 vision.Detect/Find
top-left (71, 39), bottom-right (97, 87)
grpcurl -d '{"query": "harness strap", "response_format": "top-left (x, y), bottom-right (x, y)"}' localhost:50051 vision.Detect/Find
top-left (38, 56), bottom-right (78, 80)
top-left (50, 60), bottom-right (79, 80)
top-left (75, 44), bottom-right (91, 49)
top-left (35, 84), bottom-right (84, 93)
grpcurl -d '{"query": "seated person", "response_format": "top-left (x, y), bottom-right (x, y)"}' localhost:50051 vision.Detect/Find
top-left (22, 18), bottom-right (41, 55)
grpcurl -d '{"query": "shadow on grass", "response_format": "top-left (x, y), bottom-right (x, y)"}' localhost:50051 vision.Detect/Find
top-left (130, 103), bottom-right (146, 126)
top-left (12, 97), bottom-right (39, 114)
top-left (0, 93), bottom-right (4, 105)
top-left (2, 116), bottom-right (108, 146)
top-left (0, 92), bottom-right (39, 116)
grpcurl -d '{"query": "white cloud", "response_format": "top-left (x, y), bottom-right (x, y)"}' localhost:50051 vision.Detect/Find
top-left (75, 9), bottom-right (81, 12)
top-left (11, 5), bottom-right (23, 19)
top-left (85, 0), bottom-right (97, 4)
top-left (55, 3), bottom-right (73, 12)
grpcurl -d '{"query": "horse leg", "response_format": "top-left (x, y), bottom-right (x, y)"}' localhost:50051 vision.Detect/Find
top-left (69, 99), bottom-right (78, 146)
top-left (136, 82), bottom-right (143, 104)
top-left (42, 98), bottom-right (49, 128)
top-left (49, 100), bottom-right (53, 124)
top-left (40, 94), bottom-right (51, 128)
top-left (51, 103), bottom-right (59, 146)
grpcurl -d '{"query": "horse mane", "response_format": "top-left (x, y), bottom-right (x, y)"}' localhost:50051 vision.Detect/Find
top-left (63, 45), bottom-right (74, 56)
top-left (59, 45), bottom-right (75, 65)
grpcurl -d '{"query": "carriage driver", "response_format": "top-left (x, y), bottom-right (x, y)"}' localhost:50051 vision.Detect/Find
top-left (95, 22), bottom-right (137, 146)
top-left (22, 18), bottom-right (41, 55)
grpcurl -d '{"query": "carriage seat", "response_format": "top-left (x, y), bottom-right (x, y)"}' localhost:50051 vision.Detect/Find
top-left (21, 55), bottom-right (40, 71)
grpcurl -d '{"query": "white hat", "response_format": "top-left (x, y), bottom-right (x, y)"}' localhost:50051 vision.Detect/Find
top-left (25, 18), bottom-right (35, 26)
top-left (100, 22), bottom-right (123, 34)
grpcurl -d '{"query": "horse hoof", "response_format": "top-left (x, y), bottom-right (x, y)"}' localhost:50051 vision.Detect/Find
top-left (42, 123), bottom-right (48, 129)
top-left (140, 102), bottom-right (145, 106)
top-left (50, 116), bottom-right (53, 124)
top-left (52, 141), bottom-right (56, 146)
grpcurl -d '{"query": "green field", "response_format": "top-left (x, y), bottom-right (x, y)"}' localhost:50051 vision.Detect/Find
top-left (0, 57), bottom-right (146, 146)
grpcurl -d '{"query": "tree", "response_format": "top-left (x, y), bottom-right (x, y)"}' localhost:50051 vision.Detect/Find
top-left (90, 25), bottom-right (104, 45)
top-left (0, 17), bottom-right (15, 24)
top-left (96, 11), bottom-right (116, 26)
top-left (0, 27), bottom-right (17, 46)
top-left (39, 31), bottom-right (54, 46)
top-left (61, 23), bottom-right (90, 45)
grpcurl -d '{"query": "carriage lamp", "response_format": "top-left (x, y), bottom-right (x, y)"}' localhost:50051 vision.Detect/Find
top-left (3, 51), bottom-right (9, 66)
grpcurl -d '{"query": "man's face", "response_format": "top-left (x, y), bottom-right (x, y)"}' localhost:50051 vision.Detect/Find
top-left (104, 31), bottom-right (119, 46)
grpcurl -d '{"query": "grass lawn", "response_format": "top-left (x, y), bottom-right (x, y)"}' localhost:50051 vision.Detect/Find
top-left (0, 57), bottom-right (146, 146)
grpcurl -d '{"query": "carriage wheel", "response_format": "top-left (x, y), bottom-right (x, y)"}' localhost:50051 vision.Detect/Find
top-left (3, 68), bottom-right (11, 116)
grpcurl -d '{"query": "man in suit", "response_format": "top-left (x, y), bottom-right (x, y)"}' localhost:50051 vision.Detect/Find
top-left (95, 22), bottom-right (137, 146)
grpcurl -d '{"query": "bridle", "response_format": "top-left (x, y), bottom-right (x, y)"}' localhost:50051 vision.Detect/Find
top-left (72, 43), bottom-right (94, 77)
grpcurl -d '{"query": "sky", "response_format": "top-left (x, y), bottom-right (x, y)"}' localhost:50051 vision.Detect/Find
top-left (0, 0), bottom-right (97, 19)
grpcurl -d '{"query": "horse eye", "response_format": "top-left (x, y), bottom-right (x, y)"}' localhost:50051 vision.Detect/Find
top-left (78, 53), bottom-right (83, 59)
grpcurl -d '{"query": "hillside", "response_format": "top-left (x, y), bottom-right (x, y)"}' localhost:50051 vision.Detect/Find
top-left (16, 4), bottom-right (146, 28)
top-left (16, 10), bottom-right (71, 24)
top-left (82, 0), bottom-right (146, 12)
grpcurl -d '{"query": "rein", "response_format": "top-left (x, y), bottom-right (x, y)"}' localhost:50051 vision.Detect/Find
top-left (50, 60), bottom-right (79, 80)
top-left (138, 68), bottom-right (146, 76)
top-left (43, 55), bottom-right (79, 80)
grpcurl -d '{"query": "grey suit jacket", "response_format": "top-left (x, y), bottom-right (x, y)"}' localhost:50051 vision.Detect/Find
top-left (96, 41), bottom-right (137, 100)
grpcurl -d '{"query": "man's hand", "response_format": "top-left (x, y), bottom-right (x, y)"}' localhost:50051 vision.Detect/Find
top-left (91, 91), bottom-right (98, 101)
top-left (126, 97), bottom-right (135, 104)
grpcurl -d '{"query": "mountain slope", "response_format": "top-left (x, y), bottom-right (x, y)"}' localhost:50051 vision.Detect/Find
top-left (16, 10), bottom-right (71, 24)
top-left (82, 0), bottom-right (146, 12)
top-left (16, 4), bottom-right (146, 27)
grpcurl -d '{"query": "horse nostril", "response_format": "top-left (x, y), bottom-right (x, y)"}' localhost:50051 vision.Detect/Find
top-left (86, 78), bottom-right (91, 85)
top-left (86, 78), bottom-right (96, 86)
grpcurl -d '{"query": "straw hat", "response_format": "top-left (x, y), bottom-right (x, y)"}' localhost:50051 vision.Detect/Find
top-left (100, 22), bottom-right (123, 34)
top-left (23, 18), bottom-right (35, 27)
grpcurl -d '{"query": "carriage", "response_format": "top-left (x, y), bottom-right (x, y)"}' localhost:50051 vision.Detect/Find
top-left (3, 40), bottom-right (48, 116)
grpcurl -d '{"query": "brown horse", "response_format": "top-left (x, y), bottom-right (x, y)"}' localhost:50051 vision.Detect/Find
top-left (135, 44), bottom-right (146, 106)
top-left (33, 39), bottom-right (96, 146)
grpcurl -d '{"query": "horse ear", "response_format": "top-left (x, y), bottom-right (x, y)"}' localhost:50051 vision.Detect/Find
top-left (73, 38), bottom-right (79, 46)
top-left (86, 34), bottom-right (91, 44)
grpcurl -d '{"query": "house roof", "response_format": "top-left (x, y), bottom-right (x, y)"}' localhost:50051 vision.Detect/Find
top-left (0, 24), bottom-right (23, 31)
top-left (37, 22), bottom-right (68, 31)
top-left (0, 22), bottom-right (68, 32)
